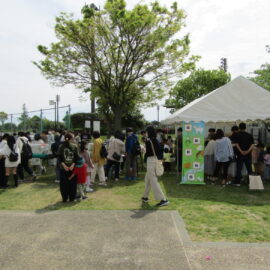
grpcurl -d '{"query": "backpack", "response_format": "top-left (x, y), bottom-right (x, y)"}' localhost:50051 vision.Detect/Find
top-left (131, 140), bottom-right (141, 156)
top-left (100, 143), bottom-right (108, 158)
top-left (9, 151), bottom-right (18, 162)
top-left (21, 139), bottom-right (33, 160)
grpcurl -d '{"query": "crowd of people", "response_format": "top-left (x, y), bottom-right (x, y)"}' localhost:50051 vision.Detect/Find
top-left (0, 127), bottom-right (170, 207)
top-left (204, 122), bottom-right (270, 186)
top-left (0, 122), bottom-right (267, 206)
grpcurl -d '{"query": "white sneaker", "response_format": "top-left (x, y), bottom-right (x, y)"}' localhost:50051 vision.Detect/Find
top-left (55, 179), bottom-right (60, 183)
top-left (86, 187), bottom-right (94, 192)
top-left (115, 178), bottom-right (119, 182)
top-left (98, 182), bottom-right (107, 187)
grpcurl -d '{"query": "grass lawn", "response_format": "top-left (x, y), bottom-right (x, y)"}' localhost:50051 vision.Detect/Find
top-left (0, 169), bottom-right (270, 243)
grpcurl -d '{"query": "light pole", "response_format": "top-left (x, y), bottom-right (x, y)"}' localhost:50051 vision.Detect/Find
top-left (157, 105), bottom-right (160, 123)
top-left (49, 99), bottom-right (57, 129)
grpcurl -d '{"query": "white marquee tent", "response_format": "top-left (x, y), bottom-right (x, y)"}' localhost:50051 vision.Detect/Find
top-left (161, 76), bottom-right (270, 125)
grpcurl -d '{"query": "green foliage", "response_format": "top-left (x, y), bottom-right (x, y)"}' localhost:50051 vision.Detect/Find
top-left (165, 69), bottom-right (231, 111)
top-left (34, 0), bottom-right (198, 130)
top-left (250, 45), bottom-right (270, 90)
top-left (250, 63), bottom-right (270, 91)
top-left (0, 111), bottom-right (8, 126)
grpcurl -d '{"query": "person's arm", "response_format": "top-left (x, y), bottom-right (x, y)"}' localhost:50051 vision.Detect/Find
top-left (68, 173), bottom-right (75, 180)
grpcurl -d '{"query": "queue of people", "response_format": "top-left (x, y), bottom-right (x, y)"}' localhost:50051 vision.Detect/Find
top-left (0, 126), bottom-right (170, 207)
top-left (204, 122), bottom-right (270, 186)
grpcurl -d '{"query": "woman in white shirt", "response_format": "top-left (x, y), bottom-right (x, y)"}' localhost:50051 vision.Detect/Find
top-left (0, 135), bottom-right (21, 187)
top-left (214, 129), bottom-right (234, 186)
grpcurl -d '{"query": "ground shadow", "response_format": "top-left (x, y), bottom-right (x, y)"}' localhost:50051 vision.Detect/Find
top-left (130, 208), bottom-right (157, 219)
top-left (35, 200), bottom-right (81, 213)
top-left (161, 173), bottom-right (270, 206)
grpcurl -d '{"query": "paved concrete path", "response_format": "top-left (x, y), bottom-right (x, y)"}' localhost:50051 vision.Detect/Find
top-left (0, 210), bottom-right (270, 270)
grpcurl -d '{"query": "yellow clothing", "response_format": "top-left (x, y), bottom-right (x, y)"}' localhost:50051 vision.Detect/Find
top-left (93, 138), bottom-right (106, 166)
top-left (164, 153), bottom-right (171, 163)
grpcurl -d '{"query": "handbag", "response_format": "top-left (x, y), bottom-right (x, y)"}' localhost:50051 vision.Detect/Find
top-left (149, 140), bottom-right (164, 177)
top-left (9, 151), bottom-right (18, 162)
top-left (112, 152), bottom-right (121, 161)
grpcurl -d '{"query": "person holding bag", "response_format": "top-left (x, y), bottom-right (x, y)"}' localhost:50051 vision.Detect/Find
top-left (0, 135), bottom-right (20, 187)
top-left (141, 126), bottom-right (169, 207)
top-left (105, 131), bottom-right (125, 182)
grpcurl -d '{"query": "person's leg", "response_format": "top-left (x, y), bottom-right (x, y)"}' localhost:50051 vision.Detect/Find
top-left (91, 163), bottom-right (98, 184)
top-left (97, 164), bottom-right (106, 184)
top-left (130, 155), bottom-right (137, 178)
top-left (5, 167), bottom-right (10, 187)
top-left (244, 156), bottom-right (253, 175)
top-left (235, 157), bottom-right (244, 184)
top-left (22, 158), bottom-right (34, 177)
top-left (17, 163), bottom-right (24, 180)
top-left (11, 167), bottom-right (18, 187)
top-left (105, 159), bottom-right (113, 178)
top-left (114, 161), bottom-right (120, 180)
top-left (214, 161), bottom-right (221, 178)
top-left (143, 166), bottom-right (151, 199)
top-left (0, 158), bottom-right (6, 187)
top-left (222, 161), bottom-right (230, 183)
top-left (68, 173), bottom-right (77, 202)
top-left (77, 183), bottom-right (84, 199)
top-left (125, 154), bottom-right (132, 178)
top-left (59, 169), bottom-right (68, 202)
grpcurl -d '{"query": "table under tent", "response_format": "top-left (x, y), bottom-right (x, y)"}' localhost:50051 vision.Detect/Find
top-left (161, 76), bottom-right (270, 184)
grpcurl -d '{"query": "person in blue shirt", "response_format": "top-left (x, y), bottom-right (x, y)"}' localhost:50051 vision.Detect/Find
top-left (125, 128), bottom-right (138, 180)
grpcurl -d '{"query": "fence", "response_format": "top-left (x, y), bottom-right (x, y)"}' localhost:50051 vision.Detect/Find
top-left (2, 105), bottom-right (71, 133)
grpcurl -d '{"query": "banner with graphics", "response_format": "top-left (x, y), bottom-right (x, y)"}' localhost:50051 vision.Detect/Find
top-left (181, 121), bottom-right (205, 184)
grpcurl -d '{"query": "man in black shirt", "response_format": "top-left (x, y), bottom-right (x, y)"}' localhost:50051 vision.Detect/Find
top-left (233, 123), bottom-right (254, 186)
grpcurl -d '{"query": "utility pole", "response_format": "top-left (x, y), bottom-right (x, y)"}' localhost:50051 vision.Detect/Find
top-left (157, 105), bottom-right (160, 123)
top-left (40, 109), bottom-right (43, 133)
top-left (220, 58), bottom-right (228, 72)
top-left (56, 94), bottom-right (60, 129)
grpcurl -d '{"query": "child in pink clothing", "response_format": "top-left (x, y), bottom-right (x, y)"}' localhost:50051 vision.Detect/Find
top-left (80, 141), bottom-right (94, 192)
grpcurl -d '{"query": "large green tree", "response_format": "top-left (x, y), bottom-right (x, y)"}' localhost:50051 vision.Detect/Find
top-left (34, 0), bottom-right (198, 130)
top-left (165, 69), bottom-right (231, 111)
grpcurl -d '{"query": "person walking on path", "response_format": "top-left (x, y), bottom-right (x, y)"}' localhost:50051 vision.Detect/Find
top-left (0, 135), bottom-right (20, 187)
top-left (141, 126), bottom-right (169, 207)
top-left (57, 133), bottom-right (79, 202)
top-left (105, 131), bottom-right (125, 182)
top-left (234, 123), bottom-right (254, 186)
top-left (91, 131), bottom-right (107, 186)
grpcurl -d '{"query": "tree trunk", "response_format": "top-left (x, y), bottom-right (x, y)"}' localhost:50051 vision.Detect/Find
top-left (113, 107), bottom-right (122, 131)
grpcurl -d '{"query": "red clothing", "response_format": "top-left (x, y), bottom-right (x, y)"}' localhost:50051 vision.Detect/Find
top-left (73, 164), bottom-right (87, 184)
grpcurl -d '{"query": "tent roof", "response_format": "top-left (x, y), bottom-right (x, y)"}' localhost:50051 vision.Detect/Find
top-left (161, 76), bottom-right (270, 125)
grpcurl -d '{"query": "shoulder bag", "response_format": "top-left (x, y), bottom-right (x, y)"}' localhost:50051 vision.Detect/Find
top-left (149, 140), bottom-right (164, 177)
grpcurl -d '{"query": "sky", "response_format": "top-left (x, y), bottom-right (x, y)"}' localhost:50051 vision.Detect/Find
top-left (1, 0), bottom-right (270, 124)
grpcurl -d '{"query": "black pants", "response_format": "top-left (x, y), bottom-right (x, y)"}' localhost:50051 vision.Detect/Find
top-left (214, 161), bottom-right (230, 180)
top-left (164, 162), bottom-right (171, 172)
top-left (105, 159), bottom-right (120, 179)
top-left (0, 158), bottom-right (6, 187)
top-left (17, 158), bottom-right (33, 180)
top-left (236, 155), bottom-right (253, 184)
top-left (60, 169), bottom-right (77, 202)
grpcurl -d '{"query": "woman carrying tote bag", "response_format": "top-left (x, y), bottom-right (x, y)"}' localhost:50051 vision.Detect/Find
top-left (141, 126), bottom-right (169, 207)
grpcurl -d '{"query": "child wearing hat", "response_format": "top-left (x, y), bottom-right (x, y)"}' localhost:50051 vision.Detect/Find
top-left (69, 158), bottom-right (88, 200)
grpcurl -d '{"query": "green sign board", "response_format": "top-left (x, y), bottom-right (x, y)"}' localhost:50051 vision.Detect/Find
top-left (181, 121), bottom-right (205, 184)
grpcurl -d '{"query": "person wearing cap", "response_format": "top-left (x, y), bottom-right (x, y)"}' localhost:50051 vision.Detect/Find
top-left (69, 157), bottom-right (88, 201)
top-left (57, 133), bottom-right (79, 202)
